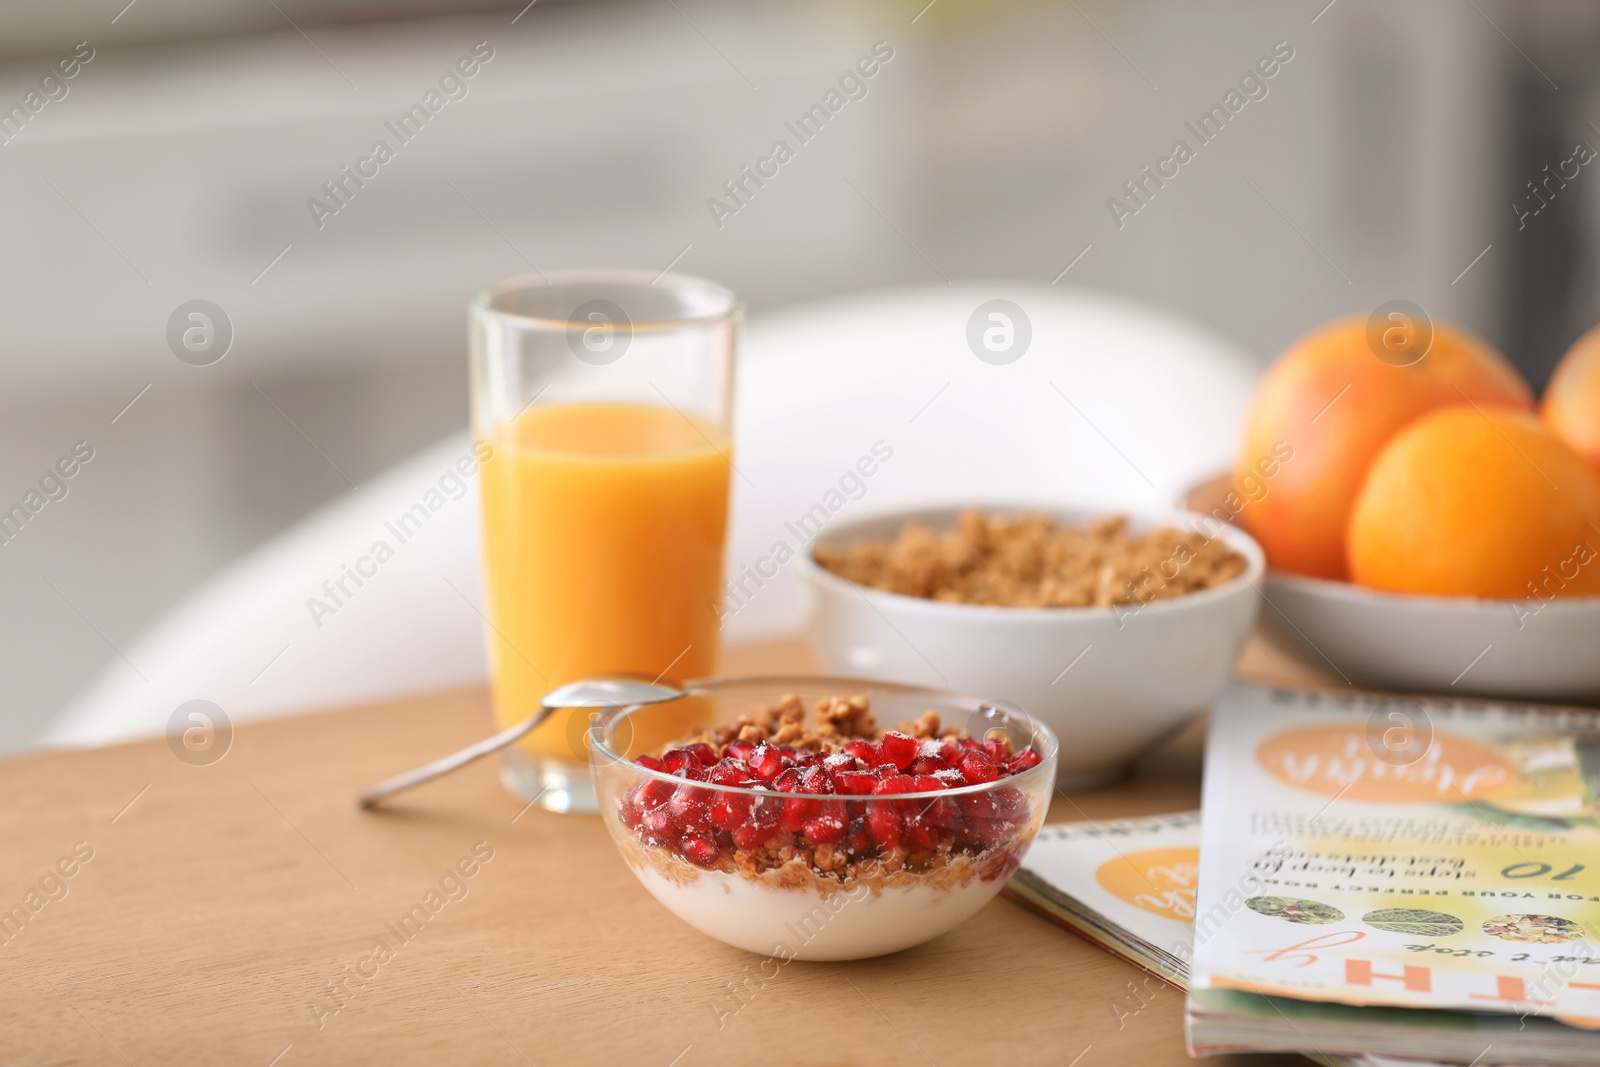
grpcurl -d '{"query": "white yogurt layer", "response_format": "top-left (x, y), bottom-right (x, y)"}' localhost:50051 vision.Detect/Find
top-left (635, 864), bottom-right (999, 960)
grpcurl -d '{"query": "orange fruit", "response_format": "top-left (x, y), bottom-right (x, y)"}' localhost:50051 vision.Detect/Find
top-left (1541, 324), bottom-right (1600, 473)
top-left (1347, 404), bottom-right (1600, 598)
top-left (1235, 316), bottom-right (1532, 579)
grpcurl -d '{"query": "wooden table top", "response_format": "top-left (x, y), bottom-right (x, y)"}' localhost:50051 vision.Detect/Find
top-left (0, 634), bottom-right (1327, 1067)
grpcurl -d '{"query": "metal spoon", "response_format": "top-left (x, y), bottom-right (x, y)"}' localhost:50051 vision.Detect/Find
top-left (356, 678), bottom-right (688, 810)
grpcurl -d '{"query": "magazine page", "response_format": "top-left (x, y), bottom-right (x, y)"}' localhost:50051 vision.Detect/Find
top-left (1011, 813), bottom-right (1557, 1067)
top-left (1190, 684), bottom-right (1600, 1027)
top-left (1015, 811), bottom-right (1201, 970)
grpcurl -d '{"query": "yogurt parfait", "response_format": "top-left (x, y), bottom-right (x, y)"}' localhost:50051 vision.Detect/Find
top-left (589, 681), bottom-right (1057, 960)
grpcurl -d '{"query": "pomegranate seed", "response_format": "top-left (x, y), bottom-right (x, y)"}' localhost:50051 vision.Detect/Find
top-left (902, 809), bottom-right (936, 851)
top-left (667, 785), bottom-right (711, 833)
top-left (909, 756), bottom-right (948, 776)
top-left (843, 739), bottom-right (877, 766)
top-left (949, 817), bottom-right (980, 852)
top-left (958, 792), bottom-right (995, 820)
top-left (919, 794), bottom-right (959, 831)
top-left (681, 833), bottom-right (721, 869)
top-left (641, 805), bottom-right (682, 845)
top-left (872, 774), bottom-right (916, 796)
top-left (957, 737), bottom-right (982, 751)
top-left (619, 796), bottom-right (644, 830)
top-left (959, 792), bottom-right (1010, 847)
top-left (956, 750), bottom-right (1000, 784)
top-left (876, 731), bottom-right (918, 771)
top-left (779, 797), bottom-right (813, 831)
top-left (865, 802), bottom-right (901, 850)
top-left (685, 742), bottom-right (717, 766)
top-left (707, 758), bottom-right (749, 785)
top-left (792, 750), bottom-right (826, 768)
top-left (725, 739), bottom-right (756, 762)
top-left (662, 748), bottom-right (697, 774)
top-left (833, 770), bottom-right (876, 795)
top-left (634, 776), bottom-right (675, 810)
top-left (709, 792), bottom-right (749, 831)
top-left (748, 743), bottom-right (786, 782)
top-left (846, 817), bottom-right (872, 855)
top-left (673, 764), bottom-right (708, 782)
top-left (774, 765), bottom-right (828, 831)
top-left (636, 754), bottom-right (666, 772)
top-left (909, 774), bottom-right (944, 793)
top-left (982, 737), bottom-right (1009, 762)
top-left (798, 765), bottom-right (833, 795)
top-left (734, 795), bottom-right (779, 841)
top-left (1008, 748), bottom-right (1042, 773)
top-left (992, 786), bottom-right (1030, 824)
top-left (823, 752), bottom-right (856, 773)
top-left (802, 801), bottom-right (848, 844)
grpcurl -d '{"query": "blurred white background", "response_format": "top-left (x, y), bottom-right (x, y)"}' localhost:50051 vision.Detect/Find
top-left (2, 0), bottom-right (1598, 751)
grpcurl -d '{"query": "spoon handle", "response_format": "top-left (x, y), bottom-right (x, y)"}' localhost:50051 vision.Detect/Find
top-left (356, 704), bottom-right (556, 810)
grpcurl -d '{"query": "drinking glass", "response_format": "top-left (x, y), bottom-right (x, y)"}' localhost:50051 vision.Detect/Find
top-left (469, 270), bottom-right (740, 814)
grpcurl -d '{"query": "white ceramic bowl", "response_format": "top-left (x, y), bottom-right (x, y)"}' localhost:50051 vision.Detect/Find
top-left (795, 506), bottom-right (1264, 788)
top-left (1259, 571), bottom-right (1600, 701)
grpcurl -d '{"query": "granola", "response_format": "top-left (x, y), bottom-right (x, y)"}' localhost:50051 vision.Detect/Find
top-left (812, 509), bottom-right (1247, 608)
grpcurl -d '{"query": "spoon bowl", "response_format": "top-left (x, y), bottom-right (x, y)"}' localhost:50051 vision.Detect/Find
top-left (356, 678), bottom-right (688, 809)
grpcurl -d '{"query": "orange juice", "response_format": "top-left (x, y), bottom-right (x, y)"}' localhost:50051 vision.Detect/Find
top-left (479, 402), bottom-right (731, 759)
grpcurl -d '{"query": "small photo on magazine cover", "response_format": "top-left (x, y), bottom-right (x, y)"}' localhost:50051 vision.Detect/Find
top-left (1244, 896), bottom-right (1343, 924)
top-left (1361, 908), bottom-right (1465, 937)
top-left (1481, 914), bottom-right (1585, 944)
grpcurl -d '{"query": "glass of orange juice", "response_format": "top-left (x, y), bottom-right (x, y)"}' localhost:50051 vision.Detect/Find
top-left (469, 270), bottom-right (739, 814)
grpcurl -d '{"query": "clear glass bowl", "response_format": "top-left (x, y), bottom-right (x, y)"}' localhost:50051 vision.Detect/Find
top-left (587, 676), bottom-right (1059, 960)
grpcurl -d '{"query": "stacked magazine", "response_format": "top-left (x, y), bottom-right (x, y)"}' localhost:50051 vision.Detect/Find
top-left (1008, 811), bottom-right (1388, 1067)
top-left (1007, 684), bottom-right (1600, 1066)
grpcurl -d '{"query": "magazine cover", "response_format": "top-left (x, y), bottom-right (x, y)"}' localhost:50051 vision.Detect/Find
top-left (1190, 684), bottom-right (1600, 1027)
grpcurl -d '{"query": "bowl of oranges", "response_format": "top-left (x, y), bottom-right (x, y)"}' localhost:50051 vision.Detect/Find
top-left (1219, 311), bottom-right (1600, 701)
